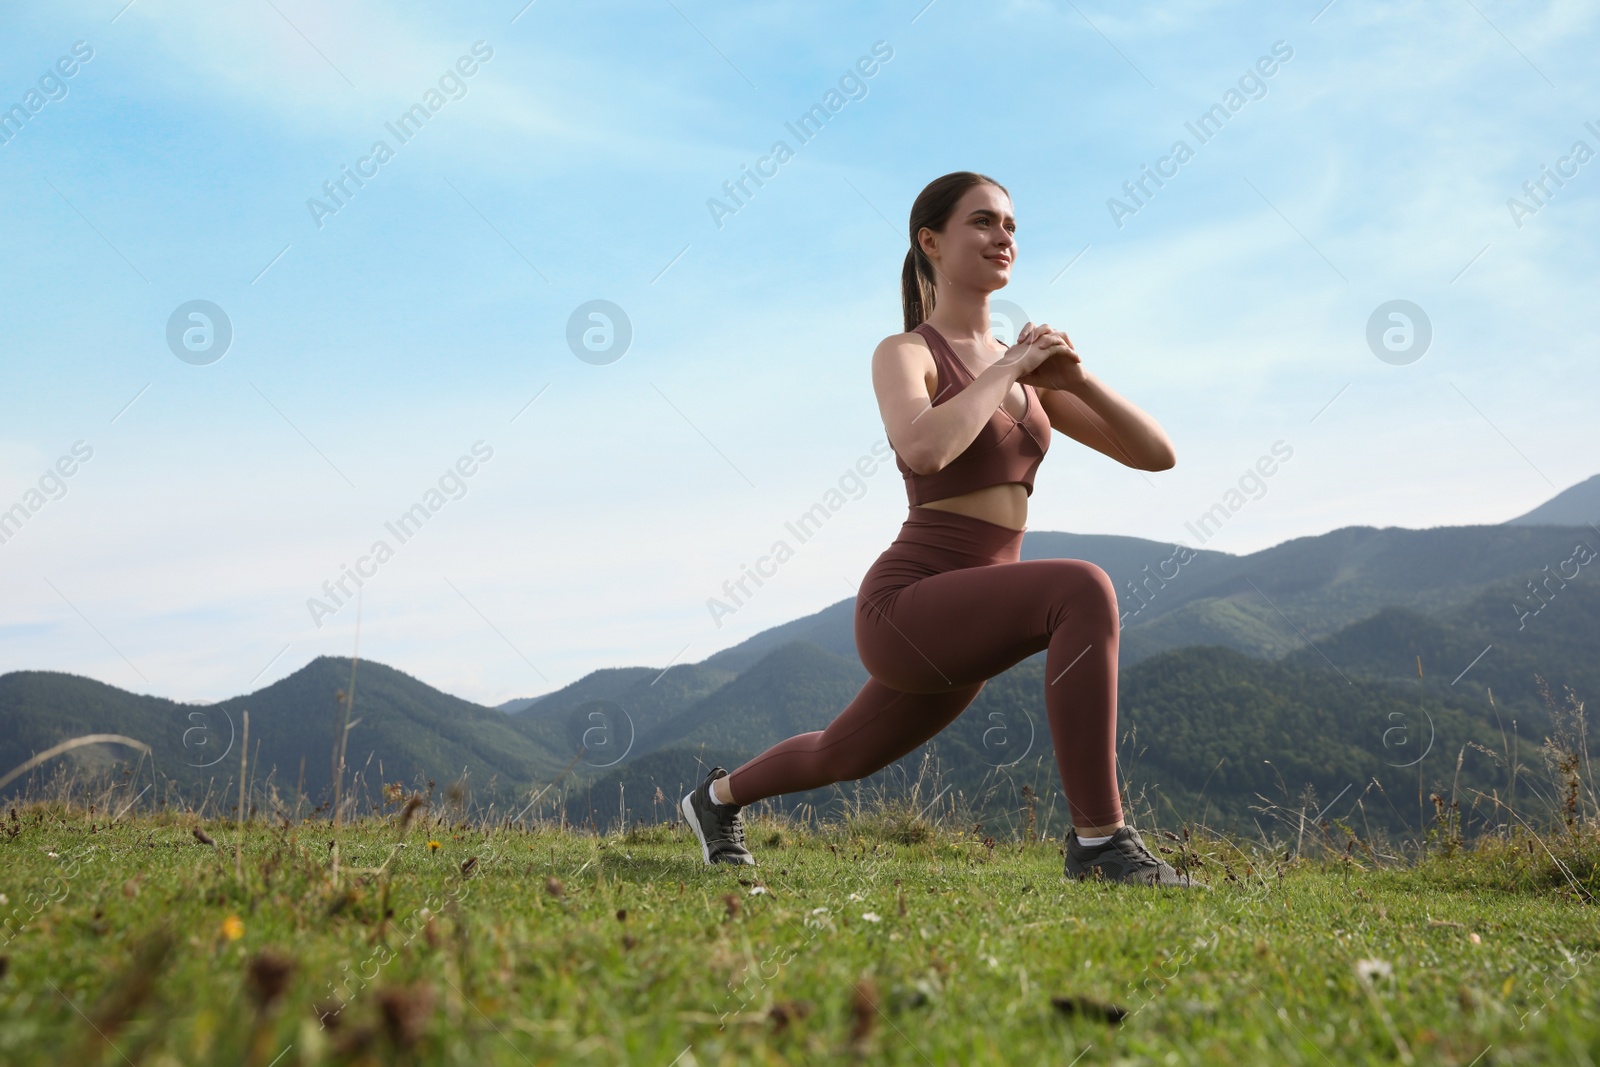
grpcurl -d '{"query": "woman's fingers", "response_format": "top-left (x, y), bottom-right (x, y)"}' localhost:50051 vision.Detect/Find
top-left (1045, 331), bottom-right (1079, 361)
top-left (1039, 334), bottom-right (1078, 361)
top-left (1033, 324), bottom-right (1074, 348)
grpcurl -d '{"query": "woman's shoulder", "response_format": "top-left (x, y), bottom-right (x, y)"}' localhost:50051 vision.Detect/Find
top-left (871, 329), bottom-right (938, 377)
top-left (874, 326), bottom-right (935, 355)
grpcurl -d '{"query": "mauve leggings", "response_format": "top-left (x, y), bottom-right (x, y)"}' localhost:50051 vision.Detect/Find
top-left (724, 504), bottom-right (1124, 828)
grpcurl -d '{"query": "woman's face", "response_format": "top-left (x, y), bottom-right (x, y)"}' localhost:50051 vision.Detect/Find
top-left (919, 183), bottom-right (1015, 291)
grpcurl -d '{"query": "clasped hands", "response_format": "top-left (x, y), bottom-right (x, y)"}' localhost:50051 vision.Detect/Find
top-left (1003, 322), bottom-right (1088, 393)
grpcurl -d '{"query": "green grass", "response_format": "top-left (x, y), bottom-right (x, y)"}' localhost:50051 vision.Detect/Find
top-left (2, 805), bottom-right (1598, 1066)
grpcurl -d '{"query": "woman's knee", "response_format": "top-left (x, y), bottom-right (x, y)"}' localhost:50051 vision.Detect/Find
top-left (1050, 560), bottom-right (1119, 633)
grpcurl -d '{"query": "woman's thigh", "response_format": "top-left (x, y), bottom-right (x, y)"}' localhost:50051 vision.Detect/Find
top-left (857, 557), bottom-right (1114, 693)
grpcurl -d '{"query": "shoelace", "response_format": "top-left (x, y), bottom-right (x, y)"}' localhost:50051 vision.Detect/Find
top-left (1109, 831), bottom-right (1164, 872)
top-left (713, 798), bottom-right (746, 847)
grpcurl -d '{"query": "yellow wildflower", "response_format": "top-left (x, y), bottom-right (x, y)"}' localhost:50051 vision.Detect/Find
top-left (221, 915), bottom-right (244, 941)
top-left (427, 840), bottom-right (441, 851)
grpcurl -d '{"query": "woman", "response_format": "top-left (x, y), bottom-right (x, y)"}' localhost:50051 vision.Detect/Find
top-left (682, 172), bottom-right (1201, 887)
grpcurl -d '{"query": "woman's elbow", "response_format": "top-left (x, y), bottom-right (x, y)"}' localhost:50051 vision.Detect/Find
top-left (906, 448), bottom-right (946, 477)
top-left (1140, 444), bottom-right (1177, 472)
top-left (889, 432), bottom-right (944, 476)
top-left (906, 435), bottom-right (957, 475)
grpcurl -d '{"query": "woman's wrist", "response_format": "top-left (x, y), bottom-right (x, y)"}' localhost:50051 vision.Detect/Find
top-left (986, 357), bottom-right (1026, 388)
top-left (1061, 369), bottom-right (1099, 398)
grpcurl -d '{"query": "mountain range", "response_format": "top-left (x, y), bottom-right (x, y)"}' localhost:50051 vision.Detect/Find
top-left (3, 473), bottom-right (1596, 837)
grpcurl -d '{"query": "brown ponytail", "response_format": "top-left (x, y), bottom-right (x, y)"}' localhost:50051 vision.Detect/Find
top-left (901, 171), bottom-right (1009, 332)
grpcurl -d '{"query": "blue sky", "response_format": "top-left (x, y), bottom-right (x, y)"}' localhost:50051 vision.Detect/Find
top-left (2, 0), bottom-right (1596, 707)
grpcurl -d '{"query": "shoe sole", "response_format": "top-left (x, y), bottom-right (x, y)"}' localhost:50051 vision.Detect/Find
top-left (682, 791), bottom-right (715, 864)
top-left (1065, 864), bottom-right (1209, 888)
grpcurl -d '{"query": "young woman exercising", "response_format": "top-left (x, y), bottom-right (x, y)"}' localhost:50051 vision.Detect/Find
top-left (683, 171), bottom-right (1201, 887)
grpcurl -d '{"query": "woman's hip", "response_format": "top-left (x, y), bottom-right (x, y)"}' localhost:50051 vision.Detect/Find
top-left (859, 505), bottom-right (1023, 598)
top-left (852, 506), bottom-right (1024, 679)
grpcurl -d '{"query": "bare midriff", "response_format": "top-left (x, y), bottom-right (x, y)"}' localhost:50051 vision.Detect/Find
top-left (917, 481), bottom-right (1028, 531)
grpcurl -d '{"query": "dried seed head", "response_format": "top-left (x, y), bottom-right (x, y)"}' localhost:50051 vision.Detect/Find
top-left (314, 1000), bottom-right (344, 1030)
top-left (245, 950), bottom-right (295, 1011)
top-left (1050, 994), bottom-right (1127, 1024)
top-left (423, 915), bottom-right (440, 950)
top-left (399, 795), bottom-right (427, 831)
top-left (768, 999), bottom-right (813, 1034)
top-left (849, 978), bottom-right (878, 1043)
top-left (377, 983), bottom-right (435, 1048)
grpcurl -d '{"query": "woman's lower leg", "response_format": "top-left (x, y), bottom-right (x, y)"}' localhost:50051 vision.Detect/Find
top-left (1040, 562), bottom-right (1124, 829)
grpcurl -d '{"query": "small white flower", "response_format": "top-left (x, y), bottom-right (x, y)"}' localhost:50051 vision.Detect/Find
top-left (749, 886), bottom-right (768, 895)
top-left (47, 851), bottom-right (60, 859)
top-left (0, 893), bottom-right (8, 905)
top-left (1355, 958), bottom-right (1393, 983)
top-left (848, 892), bottom-right (864, 902)
top-left (861, 912), bottom-right (882, 923)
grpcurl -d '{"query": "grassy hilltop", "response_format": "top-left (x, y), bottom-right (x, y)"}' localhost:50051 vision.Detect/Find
top-left (2, 789), bottom-right (1598, 1067)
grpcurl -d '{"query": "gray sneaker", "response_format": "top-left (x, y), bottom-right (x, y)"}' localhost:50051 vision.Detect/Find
top-left (682, 766), bottom-right (756, 866)
top-left (1064, 826), bottom-right (1207, 888)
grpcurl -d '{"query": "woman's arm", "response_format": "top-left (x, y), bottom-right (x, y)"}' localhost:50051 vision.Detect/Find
top-left (873, 332), bottom-right (1057, 475)
top-left (1035, 374), bottom-right (1176, 471)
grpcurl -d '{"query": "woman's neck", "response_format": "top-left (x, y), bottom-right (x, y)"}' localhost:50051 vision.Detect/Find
top-left (924, 302), bottom-right (994, 347)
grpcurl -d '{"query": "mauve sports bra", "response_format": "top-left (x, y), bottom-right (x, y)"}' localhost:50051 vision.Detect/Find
top-left (890, 321), bottom-right (1052, 506)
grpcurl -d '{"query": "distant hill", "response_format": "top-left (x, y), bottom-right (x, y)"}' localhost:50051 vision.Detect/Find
top-left (501, 660), bottom-right (738, 759)
top-left (1114, 523), bottom-right (1594, 662)
top-left (1507, 473), bottom-right (1600, 528)
top-left (0, 657), bottom-right (572, 810)
top-left (700, 597), bottom-right (858, 673)
top-left (1285, 576), bottom-right (1600, 708)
